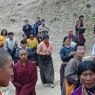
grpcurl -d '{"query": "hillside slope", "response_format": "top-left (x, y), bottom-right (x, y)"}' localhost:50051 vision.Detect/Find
top-left (0, 0), bottom-right (94, 61)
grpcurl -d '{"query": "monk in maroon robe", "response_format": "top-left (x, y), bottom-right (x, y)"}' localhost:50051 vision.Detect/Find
top-left (11, 49), bottom-right (38, 95)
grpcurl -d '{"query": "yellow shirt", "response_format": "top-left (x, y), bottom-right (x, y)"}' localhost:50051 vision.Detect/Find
top-left (2, 36), bottom-right (6, 41)
top-left (27, 38), bottom-right (38, 49)
top-left (0, 36), bottom-right (6, 46)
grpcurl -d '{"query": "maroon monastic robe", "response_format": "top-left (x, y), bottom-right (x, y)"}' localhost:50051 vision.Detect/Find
top-left (11, 60), bottom-right (38, 95)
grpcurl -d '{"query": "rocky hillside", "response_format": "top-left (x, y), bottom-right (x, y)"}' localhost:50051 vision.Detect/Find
top-left (0, 0), bottom-right (95, 62)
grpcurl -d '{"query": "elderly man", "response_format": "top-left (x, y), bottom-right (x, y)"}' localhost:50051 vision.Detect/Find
top-left (67, 29), bottom-right (78, 44)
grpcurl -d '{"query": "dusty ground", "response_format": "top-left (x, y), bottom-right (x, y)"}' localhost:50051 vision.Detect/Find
top-left (1, 62), bottom-right (61, 95)
top-left (0, 0), bottom-right (95, 95)
top-left (1, 55), bottom-right (91, 95)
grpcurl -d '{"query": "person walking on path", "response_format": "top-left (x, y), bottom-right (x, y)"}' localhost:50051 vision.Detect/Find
top-left (37, 35), bottom-right (54, 88)
top-left (60, 36), bottom-right (75, 90)
top-left (11, 49), bottom-right (38, 95)
top-left (75, 15), bottom-right (86, 45)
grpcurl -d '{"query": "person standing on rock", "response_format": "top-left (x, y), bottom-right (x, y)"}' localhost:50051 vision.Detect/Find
top-left (62, 43), bottom-right (86, 95)
top-left (23, 20), bottom-right (32, 38)
top-left (75, 15), bottom-right (86, 45)
top-left (60, 36), bottom-right (75, 91)
top-left (0, 49), bottom-right (13, 95)
top-left (36, 35), bottom-right (54, 88)
top-left (11, 49), bottom-right (38, 95)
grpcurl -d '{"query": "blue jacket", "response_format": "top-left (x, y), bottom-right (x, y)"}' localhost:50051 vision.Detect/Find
top-left (60, 46), bottom-right (74, 62)
top-left (32, 21), bottom-right (41, 37)
top-left (22, 24), bottom-right (32, 37)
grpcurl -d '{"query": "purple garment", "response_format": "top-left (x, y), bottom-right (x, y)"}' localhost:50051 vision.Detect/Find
top-left (76, 33), bottom-right (85, 44)
top-left (11, 60), bottom-right (38, 95)
top-left (68, 35), bottom-right (78, 43)
top-left (71, 85), bottom-right (82, 95)
top-left (75, 20), bottom-right (86, 44)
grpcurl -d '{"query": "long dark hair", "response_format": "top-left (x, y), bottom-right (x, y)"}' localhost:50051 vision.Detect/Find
top-left (78, 60), bottom-right (95, 76)
top-left (1, 29), bottom-right (8, 36)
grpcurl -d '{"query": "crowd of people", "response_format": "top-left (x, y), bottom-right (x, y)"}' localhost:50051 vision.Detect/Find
top-left (0, 15), bottom-right (95, 95)
top-left (0, 17), bottom-right (54, 95)
top-left (60, 15), bottom-right (95, 95)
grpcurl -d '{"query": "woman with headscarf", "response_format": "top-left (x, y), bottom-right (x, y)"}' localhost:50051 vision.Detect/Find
top-left (71, 60), bottom-right (95, 95)
top-left (60, 36), bottom-right (75, 91)
top-left (36, 35), bottom-right (54, 88)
